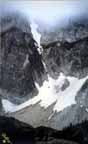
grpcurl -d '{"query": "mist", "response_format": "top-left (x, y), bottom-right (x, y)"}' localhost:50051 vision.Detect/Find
top-left (1, 0), bottom-right (88, 27)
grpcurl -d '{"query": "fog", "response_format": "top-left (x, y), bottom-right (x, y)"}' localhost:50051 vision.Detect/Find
top-left (0, 0), bottom-right (88, 27)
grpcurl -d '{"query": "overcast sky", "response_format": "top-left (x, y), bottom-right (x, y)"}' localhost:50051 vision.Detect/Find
top-left (0, 1), bottom-right (88, 26)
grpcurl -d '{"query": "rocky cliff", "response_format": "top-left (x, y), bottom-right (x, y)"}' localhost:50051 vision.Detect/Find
top-left (40, 20), bottom-right (88, 79)
top-left (0, 12), bottom-right (88, 132)
top-left (0, 13), bottom-right (46, 105)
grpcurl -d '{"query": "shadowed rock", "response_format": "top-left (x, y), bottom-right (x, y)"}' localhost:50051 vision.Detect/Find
top-left (0, 12), bottom-right (46, 104)
top-left (1, 116), bottom-right (88, 144)
top-left (42, 37), bottom-right (88, 78)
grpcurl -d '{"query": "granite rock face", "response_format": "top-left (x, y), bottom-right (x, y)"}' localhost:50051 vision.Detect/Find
top-left (0, 13), bottom-right (45, 104)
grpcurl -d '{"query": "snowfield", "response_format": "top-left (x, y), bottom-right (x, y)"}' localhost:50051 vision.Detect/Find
top-left (2, 72), bottom-right (88, 113)
top-left (2, 22), bottom-right (88, 115)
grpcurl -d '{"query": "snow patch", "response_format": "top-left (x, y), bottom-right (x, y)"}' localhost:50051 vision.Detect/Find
top-left (54, 75), bottom-right (88, 112)
top-left (30, 22), bottom-right (43, 54)
top-left (2, 99), bottom-right (17, 112)
top-left (2, 21), bottom-right (88, 115)
top-left (2, 73), bottom-right (88, 113)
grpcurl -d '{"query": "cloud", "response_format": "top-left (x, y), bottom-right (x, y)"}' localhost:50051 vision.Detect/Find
top-left (0, 0), bottom-right (88, 26)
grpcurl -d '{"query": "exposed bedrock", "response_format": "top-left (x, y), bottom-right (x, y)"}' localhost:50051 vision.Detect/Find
top-left (0, 13), bottom-right (46, 104)
top-left (40, 20), bottom-right (88, 79)
top-left (1, 12), bottom-right (88, 131)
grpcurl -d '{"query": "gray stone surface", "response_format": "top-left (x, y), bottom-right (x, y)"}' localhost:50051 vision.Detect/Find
top-left (0, 12), bottom-right (46, 104)
top-left (42, 37), bottom-right (88, 78)
top-left (10, 102), bottom-right (88, 130)
top-left (1, 13), bottom-right (88, 131)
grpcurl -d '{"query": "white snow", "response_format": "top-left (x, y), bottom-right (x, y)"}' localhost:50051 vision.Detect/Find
top-left (2, 73), bottom-right (88, 113)
top-left (53, 75), bottom-right (88, 112)
top-left (2, 99), bottom-right (17, 112)
top-left (30, 21), bottom-right (43, 54)
top-left (2, 22), bottom-right (88, 114)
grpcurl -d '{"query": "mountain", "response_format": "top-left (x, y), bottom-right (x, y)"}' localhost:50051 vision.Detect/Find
top-left (0, 11), bottom-right (88, 131)
top-left (42, 37), bottom-right (88, 78)
top-left (0, 12), bottom-right (46, 105)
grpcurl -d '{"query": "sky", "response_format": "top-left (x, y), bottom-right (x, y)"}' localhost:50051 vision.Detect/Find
top-left (0, 0), bottom-right (88, 26)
